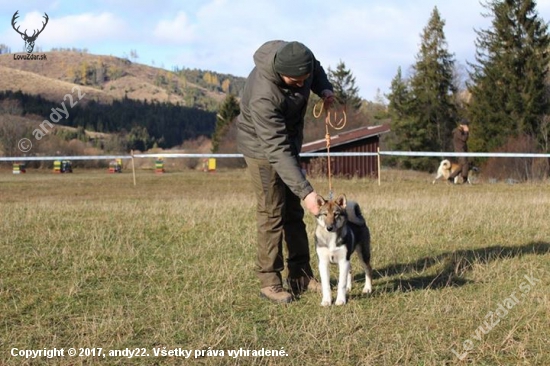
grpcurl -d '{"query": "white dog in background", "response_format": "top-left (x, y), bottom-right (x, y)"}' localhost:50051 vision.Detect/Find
top-left (432, 159), bottom-right (478, 184)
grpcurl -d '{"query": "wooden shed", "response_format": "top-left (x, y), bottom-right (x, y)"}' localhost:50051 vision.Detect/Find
top-left (300, 124), bottom-right (390, 178)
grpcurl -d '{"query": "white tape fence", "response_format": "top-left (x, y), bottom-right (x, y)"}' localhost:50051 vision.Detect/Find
top-left (2, 151), bottom-right (549, 186)
top-left (3, 151), bottom-right (550, 161)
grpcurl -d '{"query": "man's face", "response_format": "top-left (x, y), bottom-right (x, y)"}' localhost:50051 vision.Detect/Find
top-left (281, 74), bottom-right (310, 88)
top-left (461, 124), bottom-right (469, 133)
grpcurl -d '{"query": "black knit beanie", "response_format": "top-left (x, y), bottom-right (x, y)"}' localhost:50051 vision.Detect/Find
top-left (274, 41), bottom-right (313, 77)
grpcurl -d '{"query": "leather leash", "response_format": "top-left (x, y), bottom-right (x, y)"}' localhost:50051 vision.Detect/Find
top-left (313, 98), bottom-right (347, 200)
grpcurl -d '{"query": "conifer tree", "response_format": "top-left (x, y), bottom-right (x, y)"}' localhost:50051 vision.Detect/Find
top-left (409, 7), bottom-right (458, 154)
top-left (327, 61), bottom-right (362, 110)
top-left (386, 68), bottom-right (425, 168)
top-left (468, 0), bottom-right (550, 152)
top-left (386, 7), bottom-right (458, 170)
top-left (387, 68), bottom-right (411, 123)
top-left (212, 94), bottom-right (240, 153)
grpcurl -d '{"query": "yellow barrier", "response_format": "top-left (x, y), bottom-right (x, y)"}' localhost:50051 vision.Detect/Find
top-left (155, 158), bottom-right (165, 174)
top-left (13, 162), bottom-right (26, 174)
top-left (208, 158), bottom-right (216, 172)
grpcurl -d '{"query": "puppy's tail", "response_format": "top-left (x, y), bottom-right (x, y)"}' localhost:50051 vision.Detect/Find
top-left (441, 159), bottom-right (452, 169)
top-left (345, 200), bottom-right (366, 227)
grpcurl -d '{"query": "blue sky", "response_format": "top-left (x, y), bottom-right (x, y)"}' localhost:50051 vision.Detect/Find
top-left (1, 0), bottom-right (550, 101)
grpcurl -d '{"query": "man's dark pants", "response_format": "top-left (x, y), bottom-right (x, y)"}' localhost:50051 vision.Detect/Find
top-left (244, 157), bottom-right (314, 288)
top-left (448, 157), bottom-right (469, 181)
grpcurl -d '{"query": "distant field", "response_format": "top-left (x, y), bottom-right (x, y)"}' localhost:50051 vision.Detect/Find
top-left (0, 169), bottom-right (548, 365)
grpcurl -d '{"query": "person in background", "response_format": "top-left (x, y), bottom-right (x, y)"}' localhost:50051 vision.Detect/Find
top-left (237, 40), bottom-right (335, 303)
top-left (448, 118), bottom-right (470, 184)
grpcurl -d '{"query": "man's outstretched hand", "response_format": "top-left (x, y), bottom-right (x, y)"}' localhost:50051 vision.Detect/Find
top-left (304, 191), bottom-right (320, 216)
top-left (321, 89), bottom-right (335, 110)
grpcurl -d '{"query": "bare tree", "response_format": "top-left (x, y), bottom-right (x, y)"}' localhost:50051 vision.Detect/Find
top-left (0, 118), bottom-right (31, 156)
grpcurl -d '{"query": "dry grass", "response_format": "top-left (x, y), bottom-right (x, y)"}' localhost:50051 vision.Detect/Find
top-left (0, 168), bottom-right (548, 365)
top-left (0, 65), bottom-right (113, 104)
top-left (0, 52), bottom-right (224, 106)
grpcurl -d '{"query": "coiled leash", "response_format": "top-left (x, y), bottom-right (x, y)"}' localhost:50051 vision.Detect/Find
top-left (313, 98), bottom-right (347, 200)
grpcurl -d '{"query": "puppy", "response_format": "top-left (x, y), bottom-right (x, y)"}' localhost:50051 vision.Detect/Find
top-left (432, 159), bottom-right (478, 184)
top-left (314, 194), bottom-right (373, 306)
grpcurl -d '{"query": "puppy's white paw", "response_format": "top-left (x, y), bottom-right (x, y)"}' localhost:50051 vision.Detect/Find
top-left (362, 286), bottom-right (372, 294)
top-left (321, 299), bottom-right (332, 307)
top-left (335, 298), bottom-right (346, 306)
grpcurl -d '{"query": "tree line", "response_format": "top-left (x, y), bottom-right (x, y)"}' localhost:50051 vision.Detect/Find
top-left (385, 0), bottom-right (550, 178)
top-left (0, 90), bottom-right (216, 150)
top-left (172, 67), bottom-right (246, 96)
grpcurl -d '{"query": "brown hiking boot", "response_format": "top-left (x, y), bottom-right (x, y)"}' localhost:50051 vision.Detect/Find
top-left (287, 276), bottom-right (322, 295)
top-left (259, 285), bottom-right (293, 303)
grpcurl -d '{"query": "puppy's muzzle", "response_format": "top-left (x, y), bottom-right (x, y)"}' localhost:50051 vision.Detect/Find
top-left (326, 225), bottom-right (334, 232)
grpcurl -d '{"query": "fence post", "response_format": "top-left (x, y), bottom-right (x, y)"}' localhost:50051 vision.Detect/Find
top-left (377, 147), bottom-right (381, 186)
top-left (131, 150), bottom-right (136, 186)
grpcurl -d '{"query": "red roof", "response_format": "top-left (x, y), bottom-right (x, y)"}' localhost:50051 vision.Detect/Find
top-left (301, 124), bottom-right (390, 153)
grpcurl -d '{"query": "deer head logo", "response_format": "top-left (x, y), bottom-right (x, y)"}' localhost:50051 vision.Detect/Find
top-left (12, 10), bottom-right (49, 54)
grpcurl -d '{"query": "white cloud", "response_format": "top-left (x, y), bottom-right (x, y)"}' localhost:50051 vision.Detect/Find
top-left (153, 11), bottom-right (196, 44)
top-left (149, 0), bottom-right (282, 73)
top-left (44, 12), bottom-right (129, 44)
top-left (3, 11), bottom-right (130, 49)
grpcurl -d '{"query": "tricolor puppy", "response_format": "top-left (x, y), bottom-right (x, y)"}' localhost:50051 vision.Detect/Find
top-left (432, 159), bottom-right (478, 184)
top-left (314, 194), bottom-right (373, 306)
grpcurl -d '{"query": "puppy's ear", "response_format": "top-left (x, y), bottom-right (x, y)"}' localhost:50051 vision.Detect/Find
top-left (316, 195), bottom-right (326, 207)
top-left (335, 194), bottom-right (347, 208)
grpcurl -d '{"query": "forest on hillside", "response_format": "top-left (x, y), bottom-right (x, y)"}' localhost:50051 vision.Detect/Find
top-left (0, 90), bottom-right (216, 149)
top-left (173, 67), bottom-right (246, 96)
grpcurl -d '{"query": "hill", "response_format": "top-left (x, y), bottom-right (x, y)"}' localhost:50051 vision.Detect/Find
top-left (0, 50), bottom-right (245, 110)
top-left (0, 65), bottom-right (114, 104)
top-left (0, 50), bottom-right (249, 154)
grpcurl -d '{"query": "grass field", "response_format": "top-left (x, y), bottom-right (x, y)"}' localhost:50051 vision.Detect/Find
top-left (0, 168), bottom-right (548, 365)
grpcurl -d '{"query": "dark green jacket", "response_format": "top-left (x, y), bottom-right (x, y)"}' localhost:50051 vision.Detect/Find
top-left (452, 127), bottom-right (469, 152)
top-left (237, 40), bottom-right (333, 199)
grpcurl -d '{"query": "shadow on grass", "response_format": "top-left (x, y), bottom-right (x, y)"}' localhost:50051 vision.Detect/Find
top-left (360, 241), bottom-right (549, 294)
